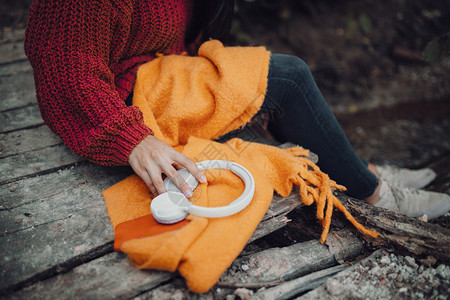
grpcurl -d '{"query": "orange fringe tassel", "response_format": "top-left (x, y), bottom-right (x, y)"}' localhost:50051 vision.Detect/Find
top-left (287, 147), bottom-right (379, 242)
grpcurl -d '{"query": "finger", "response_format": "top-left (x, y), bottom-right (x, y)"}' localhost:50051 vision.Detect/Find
top-left (148, 184), bottom-right (158, 197)
top-left (164, 165), bottom-right (193, 198)
top-left (140, 169), bottom-right (158, 196)
top-left (148, 166), bottom-right (166, 195)
top-left (174, 155), bottom-right (207, 184)
top-left (133, 167), bottom-right (158, 195)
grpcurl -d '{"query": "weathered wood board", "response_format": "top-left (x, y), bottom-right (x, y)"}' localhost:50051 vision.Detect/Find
top-left (0, 104), bottom-right (43, 133)
top-left (0, 60), bottom-right (32, 77)
top-left (0, 144), bottom-right (84, 184)
top-left (0, 164), bottom-right (125, 292)
top-left (0, 40), bottom-right (27, 65)
top-left (6, 252), bottom-right (173, 300)
top-left (0, 125), bottom-right (61, 158)
top-left (220, 229), bottom-right (363, 285)
top-left (0, 71), bottom-right (36, 110)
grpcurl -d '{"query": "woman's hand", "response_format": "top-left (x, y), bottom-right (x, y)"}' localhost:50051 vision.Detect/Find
top-left (128, 135), bottom-right (207, 198)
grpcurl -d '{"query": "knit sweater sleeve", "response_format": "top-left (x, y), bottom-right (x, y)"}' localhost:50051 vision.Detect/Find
top-left (24, 0), bottom-right (153, 166)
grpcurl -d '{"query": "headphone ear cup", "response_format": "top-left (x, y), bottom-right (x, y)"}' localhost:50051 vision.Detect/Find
top-left (164, 169), bottom-right (199, 193)
top-left (151, 192), bottom-right (190, 224)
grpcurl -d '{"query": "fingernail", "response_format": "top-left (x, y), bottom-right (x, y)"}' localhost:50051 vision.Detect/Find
top-left (184, 188), bottom-right (193, 198)
top-left (200, 175), bottom-right (207, 183)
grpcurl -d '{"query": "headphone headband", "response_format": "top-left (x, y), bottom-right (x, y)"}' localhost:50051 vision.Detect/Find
top-left (151, 160), bottom-right (255, 224)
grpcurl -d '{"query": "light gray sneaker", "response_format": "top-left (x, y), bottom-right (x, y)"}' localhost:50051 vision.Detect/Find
top-left (375, 165), bottom-right (436, 189)
top-left (374, 180), bottom-right (450, 220)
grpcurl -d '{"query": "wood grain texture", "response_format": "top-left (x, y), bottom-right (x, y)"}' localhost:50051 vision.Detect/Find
top-left (337, 192), bottom-right (450, 263)
top-left (0, 144), bottom-right (84, 184)
top-left (0, 164), bottom-right (130, 292)
top-left (0, 125), bottom-right (61, 158)
top-left (0, 104), bottom-right (43, 133)
top-left (6, 252), bottom-right (173, 300)
top-left (0, 71), bottom-right (36, 111)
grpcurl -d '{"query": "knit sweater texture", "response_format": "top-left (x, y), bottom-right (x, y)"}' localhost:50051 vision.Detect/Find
top-left (25, 0), bottom-right (192, 166)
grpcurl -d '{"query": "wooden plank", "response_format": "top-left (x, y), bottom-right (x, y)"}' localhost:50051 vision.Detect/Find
top-left (0, 104), bottom-right (43, 133)
top-left (0, 164), bottom-right (131, 210)
top-left (0, 125), bottom-right (60, 158)
top-left (0, 204), bottom-right (113, 292)
top-left (251, 264), bottom-right (347, 300)
top-left (297, 250), bottom-right (382, 300)
top-left (338, 192), bottom-right (450, 263)
top-left (219, 229), bottom-right (363, 285)
top-left (0, 164), bottom-right (128, 236)
top-left (0, 144), bottom-right (84, 184)
top-left (0, 60), bottom-right (32, 77)
top-left (0, 71), bottom-right (36, 111)
top-left (0, 164), bottom-right (129, 293)
top-left (0, 29), bottom-right (26, 43)
top-left (6, 252), bottom-right (173, 300)
top-left (250, 193), bottom-right (303, 243)
top-left (128, 280), bottom-right (197, 300)
top-left (251, 214), bottom-right (291, 243)
top-left (135, 230), bottom-right (362, 299)
top-left (261, 191), bottom-right (302, 222)
top-left (0, 40), bottom-right (27, 65)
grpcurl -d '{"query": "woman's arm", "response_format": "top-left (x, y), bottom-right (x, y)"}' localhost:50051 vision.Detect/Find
top-left (25, 0), bottom-right (150, 166)
top-left (25, 0), bottom-right (204, 196)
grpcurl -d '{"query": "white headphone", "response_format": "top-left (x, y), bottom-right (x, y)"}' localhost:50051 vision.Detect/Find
top-left (150, 160), bottom-right (255, 224)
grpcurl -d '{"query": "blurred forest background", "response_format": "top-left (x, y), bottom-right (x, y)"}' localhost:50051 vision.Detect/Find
top-left (1, 0), bottom-right (449, 193)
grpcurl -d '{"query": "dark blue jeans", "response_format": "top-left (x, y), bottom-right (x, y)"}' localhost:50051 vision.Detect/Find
top-left (258, 54), bottom-right (379, 199)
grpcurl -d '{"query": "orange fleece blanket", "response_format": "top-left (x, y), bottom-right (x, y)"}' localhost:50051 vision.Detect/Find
top-left (102, 40), bottom-right (378, 293)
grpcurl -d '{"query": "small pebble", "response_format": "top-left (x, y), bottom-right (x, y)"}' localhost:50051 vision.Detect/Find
top-left (389, 262), bottom-right (398, 272)
top-left (360, 259), bottom-right (373, 268)
top-left (241, 264), bottom-right (249, 271)
top-left (370, 266), bottom-right (381, 275)
top-left (388, 273), bottom-right (397, 279)
top-left (326, 279), bottom-right (344, 296)
top-left (234, 288), bottom-right (253, 300)
top-left (380, 256), bottom-right (391, 265)
top-left (399, 287), bottom-right (408, 293)
top-left (418, 214), bottom-right (428, 222)
top-left (418, 265), bottom-right (425, 274)
top-left (436, 264), bottom-right (450, 280)
top-left (404, 256), bottom-right (418, 269)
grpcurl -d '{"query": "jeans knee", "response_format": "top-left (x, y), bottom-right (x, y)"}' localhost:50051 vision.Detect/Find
top-left (269, 54), bottom-right (312, 84)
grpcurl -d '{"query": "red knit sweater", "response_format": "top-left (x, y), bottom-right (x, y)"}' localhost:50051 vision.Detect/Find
top-left (25, 0), bottom-right (192, 166)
